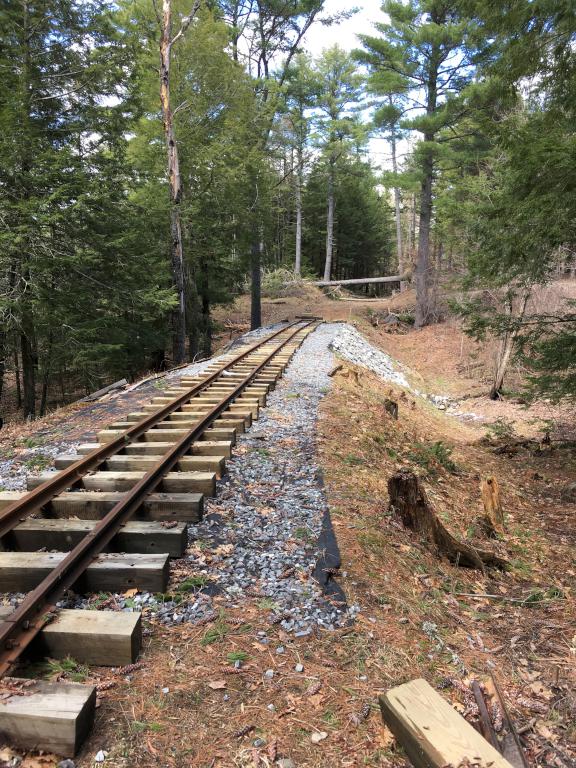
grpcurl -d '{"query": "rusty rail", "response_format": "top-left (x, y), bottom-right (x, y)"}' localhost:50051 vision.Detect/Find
top-left (0, 321), bottom-right (315, 675)
top-left (0, 322), bottom-right (301, 541)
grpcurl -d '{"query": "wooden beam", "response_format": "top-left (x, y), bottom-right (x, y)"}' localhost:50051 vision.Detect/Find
top-left (96, 427), bottom-right (236, 444)
top-left (379, 679), bottom-right (514, 768)
top-left (0, 679), bottom-right (96, 756)
top-left (0, 608), bottom-right (141, 666)
top-left (9, 519), bottom-right (187, 557)
top-left (27, 470), bottom-right (216, 496)
top-left (0, 552), bottom-right (169, 592)
top-left (55, 453), bottom-right (226, 477)
top-left (314, 275), bottom-right (403, 287)
top-left (0, 491), bottom-right (203, 521)
top-left (80, 378), bottom-right (127, 402)
top-left (75, 440), bottom-right (232, 458)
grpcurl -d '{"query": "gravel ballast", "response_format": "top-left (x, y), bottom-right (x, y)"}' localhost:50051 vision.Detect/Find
top-left (1, 320), bottom-right (473, 632)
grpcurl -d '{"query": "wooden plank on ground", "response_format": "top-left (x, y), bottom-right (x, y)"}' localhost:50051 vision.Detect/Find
top-left (0, 608), bottom-right (141, 666)
top-left (10, 519), bottom-right (187, 557)
top-left (0, 552), bottom-right (169, 593)
top-left (0, 679), bottom-right (96, 756)
top-left (379, 678), bottom-right (514, 768)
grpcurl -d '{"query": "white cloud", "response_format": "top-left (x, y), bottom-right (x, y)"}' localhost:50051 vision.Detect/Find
top-left (304, 0), bottom-right (387, 57)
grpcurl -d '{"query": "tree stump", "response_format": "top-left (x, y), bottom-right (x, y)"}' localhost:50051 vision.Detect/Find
top-left (480, 476), bottom-right (504, 536)
top-left (388, 469), bottom-right (508, 571)
top-left (383, 399), bottom-right (399, 420)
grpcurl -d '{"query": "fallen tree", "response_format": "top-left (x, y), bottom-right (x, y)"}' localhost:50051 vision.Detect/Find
top-left (388, 469), bottom-right (508, 571)
top-left (314, 275), bottom-right (404, 287)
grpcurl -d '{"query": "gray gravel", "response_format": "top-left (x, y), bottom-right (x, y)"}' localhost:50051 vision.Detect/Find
top-left (1, 321), bottom-right (481, 629)
top-left (330, 323), bottom-right (485, 421)
top-left (330, 324), bottom-right (409, 387)
top-left (151, 323), bottom-right (358, 632)
top-left (3, 322), bottom-right (360, 635)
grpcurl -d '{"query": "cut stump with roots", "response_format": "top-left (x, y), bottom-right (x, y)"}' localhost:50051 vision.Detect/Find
top-left (388, 469), bottom-right (508, 571)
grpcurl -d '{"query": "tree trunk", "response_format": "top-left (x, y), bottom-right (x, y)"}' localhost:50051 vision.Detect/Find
top-left (39, 332), bottom-right (53, 417)
top-left (388, 469), bottom-right (508, 571)
top-left (389, 110), bottom-right (405, 290)
top-left (250, 224), bottom-right (262, 330)
top-left (160, 0), bottom-right (187, 364)
top-left (20, 322), bottom-right (36, 419)
top-left (415, 47), bottom-right (439, 329)
top-left (323, 157), bottom-right (335, 282)
top-left (14, 346), bottom-right (22, 410)
top-left (414, 145), bottom-right (434, 328)
top-left (0, 327), bottom-right (5, 406)
top-left (169, 207), bottom-right (186, 362)
top-left (489, 289), bottom-right (531, 400)
top-left (294, 144), bottom-right (303, 276)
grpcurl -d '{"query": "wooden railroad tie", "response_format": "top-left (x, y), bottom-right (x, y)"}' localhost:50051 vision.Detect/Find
top-left (0, 490), bottom-right (204, 522)
top-left (0, 321), bottom-right (317, 757)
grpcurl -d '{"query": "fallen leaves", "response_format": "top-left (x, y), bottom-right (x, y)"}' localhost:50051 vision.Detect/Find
top-left (207, 680), bottom-right (227, 690)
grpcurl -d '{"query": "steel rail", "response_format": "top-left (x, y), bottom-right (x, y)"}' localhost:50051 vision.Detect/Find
top-left (0, 321), bottom-right (316, 675)
top-left (0, 321), bottom-right (302, 541)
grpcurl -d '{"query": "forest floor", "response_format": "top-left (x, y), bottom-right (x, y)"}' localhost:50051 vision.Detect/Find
top-left (0, 285), bottom-right (574, 768)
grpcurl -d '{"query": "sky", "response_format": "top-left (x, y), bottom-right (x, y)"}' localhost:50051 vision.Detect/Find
top-left (305, 0), bottom-right (386, 57)
top-left (304, 1), bottom-right (396, 170)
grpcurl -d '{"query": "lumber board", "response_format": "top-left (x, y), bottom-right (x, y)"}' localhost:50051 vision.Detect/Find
top-left (0, 552), bottom-right (169, 593)
top-left (9, 519), bottom-right (187, 557)
top-left (0, 608), bottom-right (141, 666)
top-left (379, 678), bottom-right (514, 768)
top-left (27, 470), bottom-right (216, 496)
top-left (0, 679), bottom-right (96, 756)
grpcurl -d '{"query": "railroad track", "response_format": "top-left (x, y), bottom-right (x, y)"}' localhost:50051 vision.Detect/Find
top-left (0, 319), bottom-right (318, 757)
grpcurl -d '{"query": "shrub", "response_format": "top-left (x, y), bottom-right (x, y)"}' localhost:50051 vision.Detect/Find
top-left (245, 268), bottom-right (308, 299)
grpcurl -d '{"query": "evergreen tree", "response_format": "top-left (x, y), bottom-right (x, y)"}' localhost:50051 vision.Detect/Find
top-left (0, 0), bottom-right (156, 416)
top-left (303, 156), bottom-right (393, 281)
top-left (358, 1), bottom-right (481, 327)
top-left (313, 46), bottom-right (364, 282)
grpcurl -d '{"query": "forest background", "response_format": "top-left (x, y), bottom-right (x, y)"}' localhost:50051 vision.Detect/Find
top-left (0, 0), bottom-right (574, 419)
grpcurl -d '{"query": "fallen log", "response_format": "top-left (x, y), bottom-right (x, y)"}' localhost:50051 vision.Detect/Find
top-left (314, 275), bottom-right (404, 287)
top-left (81, 378), bottom-right (128, 402)
top-left (388, 469), bottom-right (508, 571)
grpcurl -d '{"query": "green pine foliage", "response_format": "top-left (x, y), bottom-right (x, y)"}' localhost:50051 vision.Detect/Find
top-left (303, 156), bottom-right (393, 280)
top-left (1, 0), bottom-right (575, 417)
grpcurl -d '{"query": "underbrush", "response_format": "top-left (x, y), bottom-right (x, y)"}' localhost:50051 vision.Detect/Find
top-left (317, 363), bottom-right (576, 764)
top-left (245, 268), bottom-right (309, 299)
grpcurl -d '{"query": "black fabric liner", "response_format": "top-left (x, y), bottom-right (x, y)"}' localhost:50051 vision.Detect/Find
top-left (312, 468), bottom-right (347, 607)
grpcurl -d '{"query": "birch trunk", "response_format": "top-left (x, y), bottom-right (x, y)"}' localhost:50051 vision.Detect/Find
top-left (490, 289), bottom-right (531, 400)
